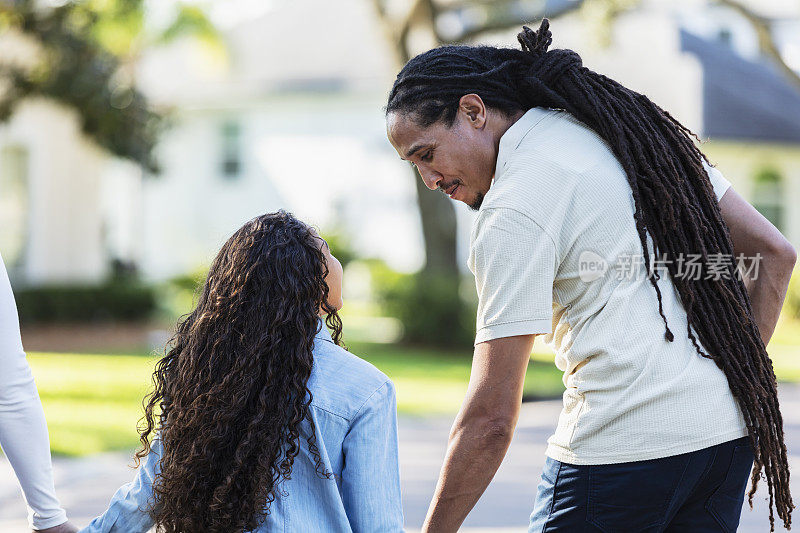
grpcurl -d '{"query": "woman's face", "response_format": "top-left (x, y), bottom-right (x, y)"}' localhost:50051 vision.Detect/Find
top-left (313, 234), bottom-right (344, 314)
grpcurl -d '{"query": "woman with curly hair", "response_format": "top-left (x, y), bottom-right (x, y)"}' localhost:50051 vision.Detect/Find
top-left (81, 211), bottom-right (404, 533)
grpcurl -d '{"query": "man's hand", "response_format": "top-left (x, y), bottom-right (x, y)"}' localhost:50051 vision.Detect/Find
top-left (33, 521), bottom-right (79, 533)
top-left (422, 334), bottom-right (536, 532)
top-left (718, 188), bottom-right (797, 346)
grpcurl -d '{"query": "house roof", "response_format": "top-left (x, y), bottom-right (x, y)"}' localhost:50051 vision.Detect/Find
top-left (680, 29), bottom-right (800, 144)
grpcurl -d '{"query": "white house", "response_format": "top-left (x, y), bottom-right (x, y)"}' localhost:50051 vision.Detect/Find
top-left (0, 0), bottom-right (426, 286)
top-left (134, 0), bottom-right (800, 282)
top-left (132, 0), bottom-right (427, 280)
top-left (1, 0), bottom-right (800, 286)
top-left (0, 98), bottom-right (109, 284)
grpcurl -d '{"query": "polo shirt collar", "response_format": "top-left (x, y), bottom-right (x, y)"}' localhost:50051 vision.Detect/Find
top-left (494, 106), bottom-right (558, 181)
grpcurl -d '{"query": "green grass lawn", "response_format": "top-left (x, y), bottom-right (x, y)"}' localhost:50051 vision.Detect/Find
top-left (346, 341), bottom-right (565, 415)
top-left (28, 343), bottom-right (565, 457)
top-left (27, 316), bottom-right (800, 457)
top-left (31, 353), bottom-right (156, 456)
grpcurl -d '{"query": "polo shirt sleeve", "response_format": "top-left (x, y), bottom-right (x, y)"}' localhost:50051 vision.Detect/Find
top-left (468, 207), bottom-right (558, 345)
top-left (702, 160), bottom-right (732, 202)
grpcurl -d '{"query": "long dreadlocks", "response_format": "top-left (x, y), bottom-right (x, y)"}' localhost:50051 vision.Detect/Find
top-left (386, 18), bottom-right (793, 531)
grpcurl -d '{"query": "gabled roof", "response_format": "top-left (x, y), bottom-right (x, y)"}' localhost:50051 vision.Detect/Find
top-left (680, 29), bottom-right (800, 144)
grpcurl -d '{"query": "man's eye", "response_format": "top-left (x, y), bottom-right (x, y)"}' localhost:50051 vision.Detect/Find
top-left (421, 151), bottom-right (433, 162)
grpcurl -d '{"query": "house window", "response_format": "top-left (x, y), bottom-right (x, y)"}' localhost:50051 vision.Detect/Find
top-left (752, 166), bottom-right (785, 232)
top-left (220, 121), bottom-right (242, 179)
top-left (717, 28), bottom-right (733, 47)
top-left (0, 144), bottom-right (29, 276)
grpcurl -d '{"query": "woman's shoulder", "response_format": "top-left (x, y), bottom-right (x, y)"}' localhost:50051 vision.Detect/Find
top-left (308, 339), bottom-right (394, 422)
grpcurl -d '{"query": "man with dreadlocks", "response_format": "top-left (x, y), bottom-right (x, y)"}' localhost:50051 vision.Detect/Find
top-left (386, 19), bottom-right (796, 533)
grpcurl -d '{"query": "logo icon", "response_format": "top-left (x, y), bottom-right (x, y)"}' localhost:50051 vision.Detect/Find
top-left (579, 250), bottom-right (607, 282)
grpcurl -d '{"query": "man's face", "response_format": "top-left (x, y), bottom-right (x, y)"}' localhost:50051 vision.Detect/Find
top-left (386, 96), bottom-right (498, 211)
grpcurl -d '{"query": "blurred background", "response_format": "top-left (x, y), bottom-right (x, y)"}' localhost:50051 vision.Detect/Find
top-left (1, 0), bottom-right (800, 530)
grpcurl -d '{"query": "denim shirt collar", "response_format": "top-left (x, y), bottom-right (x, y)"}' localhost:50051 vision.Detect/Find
top-left (315, 318), bottom-right (335, 345)
top-left (494, 106), bottom-right (559, 183)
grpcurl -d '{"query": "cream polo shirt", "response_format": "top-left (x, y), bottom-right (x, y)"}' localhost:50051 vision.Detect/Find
top-left (467, 107), bottom-right (748, 465)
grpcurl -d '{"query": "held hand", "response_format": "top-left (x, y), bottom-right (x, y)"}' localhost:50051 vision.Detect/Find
top-left (33, 521), bottom-right (79, 533)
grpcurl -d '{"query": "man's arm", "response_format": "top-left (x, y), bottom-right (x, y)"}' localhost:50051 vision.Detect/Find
top-left (422, 334), bottom-right (535, 533)
top-left (718, 188), bottom-right (797, 345)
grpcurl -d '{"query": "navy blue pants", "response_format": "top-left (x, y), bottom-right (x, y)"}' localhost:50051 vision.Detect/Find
top-left (529, 436), bottom-right (755, 532)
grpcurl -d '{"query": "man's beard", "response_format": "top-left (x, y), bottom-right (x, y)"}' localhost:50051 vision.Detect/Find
top-left (468, 192), bottom-right (484, 211)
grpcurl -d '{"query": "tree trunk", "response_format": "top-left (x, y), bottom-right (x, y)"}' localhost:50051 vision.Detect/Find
top-left (412, 167), bottom-right (459, 274)
top-left (373, 0), bottom-right (461, 277)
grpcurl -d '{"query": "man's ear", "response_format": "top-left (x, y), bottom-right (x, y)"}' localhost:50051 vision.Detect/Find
top-left (458, 93), bottom-right (487, 129)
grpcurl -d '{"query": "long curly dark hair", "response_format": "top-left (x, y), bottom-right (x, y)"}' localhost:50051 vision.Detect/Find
top-left (135, 210), bottom-right (343, 533)
top-left (387, 19), bottom-right (792, 530)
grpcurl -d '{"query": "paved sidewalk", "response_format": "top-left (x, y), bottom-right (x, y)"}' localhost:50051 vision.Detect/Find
top-left (3, 384), bottom-right (800, 532)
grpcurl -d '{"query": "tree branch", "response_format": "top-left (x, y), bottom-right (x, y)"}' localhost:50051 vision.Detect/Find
top-left (419, 0), bottom-right (445, 44)
top-left (716, 0), bottom-right (800, 89)
top-left (439, 0), bottom-right (581, 43)
top-left (370, 0), bottom-right (430, 62)
top-left (400, 0), bottom-right (434, 49)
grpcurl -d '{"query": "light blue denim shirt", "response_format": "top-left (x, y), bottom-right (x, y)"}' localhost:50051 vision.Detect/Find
top-left (80, 321), bottom-right (404, 533)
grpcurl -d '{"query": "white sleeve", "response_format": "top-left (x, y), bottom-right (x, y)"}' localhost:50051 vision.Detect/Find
top-left (0, 253), bottom-right (68, 530)
top-left (702, 160), bottom-right (732, 202)
top-left (468, 208), bottom-right (558, 345)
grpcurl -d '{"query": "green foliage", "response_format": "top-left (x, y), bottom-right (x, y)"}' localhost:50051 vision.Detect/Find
top-left (79, 0), bottom-right (145, 56)
top-left (0, 0), bottom-right (221, 172)
top-left (0, 0), bottom-right (163, 171)
top-left (13, 281), bottom-right (157, 324)
top-left (167, 270), bottom-right (205, 293)
top-left (785, 267), bottom-right (800, 320)
top-left (155, 268), bottom-right (207, 321)
top-left (754, 166), bottom-right (783, 185)
top-left (157, 4), bottom-right (223, 52)
top-left (320, 229), bottom-right (358, 268)
top-left (369, 260), bottom-right (476, 348)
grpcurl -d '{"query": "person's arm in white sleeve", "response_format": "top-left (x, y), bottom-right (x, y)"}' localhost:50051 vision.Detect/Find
top-left (340, 380), bottom-right (404, 533)
top-left (469, 208), bottom-right (558, 343)
top-left (0, 254), bottom-right (73, 532)
top-left (702, 159), bottom-right (732, 202)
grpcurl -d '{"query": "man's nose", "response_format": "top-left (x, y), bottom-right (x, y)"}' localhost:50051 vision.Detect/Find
top-left (417, 166), bottom-right (442, 191)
